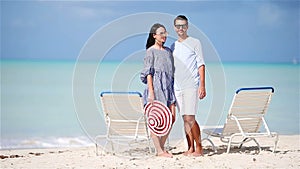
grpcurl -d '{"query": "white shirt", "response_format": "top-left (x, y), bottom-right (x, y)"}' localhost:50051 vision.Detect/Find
top-left (171, 37), bottom-right (205, 91)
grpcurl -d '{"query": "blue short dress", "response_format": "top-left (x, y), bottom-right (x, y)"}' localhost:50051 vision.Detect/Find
top-left (140, 47), bottom-right (176, 107)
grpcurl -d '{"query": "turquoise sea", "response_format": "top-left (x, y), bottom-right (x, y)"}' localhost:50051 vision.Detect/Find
top-left (1, 60), bottom-right (299, 149)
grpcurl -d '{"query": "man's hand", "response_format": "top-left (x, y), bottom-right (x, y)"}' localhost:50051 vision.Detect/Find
top-left (198, 86), bottom-right (206, 99)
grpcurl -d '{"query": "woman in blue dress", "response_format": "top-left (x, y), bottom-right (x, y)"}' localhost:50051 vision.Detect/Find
top-left (141, 23), bottom-right (176, 158)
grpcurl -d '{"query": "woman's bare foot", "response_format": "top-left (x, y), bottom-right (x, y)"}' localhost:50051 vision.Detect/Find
top-left (157, 151), bottom-right (173, 158)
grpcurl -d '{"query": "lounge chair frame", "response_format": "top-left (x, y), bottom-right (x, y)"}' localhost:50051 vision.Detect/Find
top-left (203, 87), bottom-right (279, 153)
top-left (95, 91), bottom-right (152, 155)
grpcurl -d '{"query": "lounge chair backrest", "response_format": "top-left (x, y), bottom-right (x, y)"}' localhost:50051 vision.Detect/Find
top-left (100, 92), bottom-right (148, 138)
top-left (223, 87), bottom-right (274, 135)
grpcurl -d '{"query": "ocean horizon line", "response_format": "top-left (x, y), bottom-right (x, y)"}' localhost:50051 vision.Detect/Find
top-left (1, 58), bottom-right (299, 65)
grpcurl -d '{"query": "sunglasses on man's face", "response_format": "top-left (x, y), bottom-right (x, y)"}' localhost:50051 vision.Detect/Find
top-left (175, 24), bottom-right (187, 29)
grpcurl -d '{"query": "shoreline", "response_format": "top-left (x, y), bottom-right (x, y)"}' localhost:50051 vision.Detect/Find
top-left (1, 135), bottom-right (299, 168)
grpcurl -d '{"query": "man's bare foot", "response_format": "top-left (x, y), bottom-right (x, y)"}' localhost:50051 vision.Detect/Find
top-left (192, 149), bottom-right (203, 157)
top-left (183, 150), bottom-right (194, 156)
top-left (192, 152), bottom-right (203, 157)
top-left (157, 152), bottom-right (173, 158)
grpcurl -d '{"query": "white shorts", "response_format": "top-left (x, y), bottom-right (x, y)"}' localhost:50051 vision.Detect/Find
top-left (175, 88), bottom-right (198, 116)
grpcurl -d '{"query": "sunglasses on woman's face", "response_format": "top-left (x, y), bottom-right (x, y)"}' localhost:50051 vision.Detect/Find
top-left (156, 31), bottom-right (168, 36)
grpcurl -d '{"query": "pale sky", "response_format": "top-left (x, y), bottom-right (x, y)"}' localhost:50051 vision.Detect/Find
top-left (1, 0), bottom-right (299, 63)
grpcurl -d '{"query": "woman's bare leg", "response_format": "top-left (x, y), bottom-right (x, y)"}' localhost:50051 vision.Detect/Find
top-left (151, 133), bottom-right (172, 157)
top-left (161, 104), bottom-right (176, 151)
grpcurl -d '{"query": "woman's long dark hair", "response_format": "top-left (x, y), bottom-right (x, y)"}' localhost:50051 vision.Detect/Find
top-left (146, 23), bottom-right (166, 49)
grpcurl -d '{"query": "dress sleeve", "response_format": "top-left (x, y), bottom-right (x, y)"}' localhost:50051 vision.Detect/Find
top-left (140, 50), bottom-right (155, 84)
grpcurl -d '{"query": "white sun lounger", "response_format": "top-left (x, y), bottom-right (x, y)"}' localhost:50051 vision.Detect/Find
top-left (203, 87), bottom-right (279, 153)
top-left (95, 91), bottom-right (152, 155)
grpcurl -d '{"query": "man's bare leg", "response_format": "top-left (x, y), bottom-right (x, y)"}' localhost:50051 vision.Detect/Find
top-left (183, 115), bottom-right (195, 155)
top-left (191, 121), bottom-right (203, 156)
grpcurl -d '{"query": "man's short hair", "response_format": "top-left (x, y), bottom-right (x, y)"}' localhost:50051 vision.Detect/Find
top-left (174, 15), bottom-right (188, 25)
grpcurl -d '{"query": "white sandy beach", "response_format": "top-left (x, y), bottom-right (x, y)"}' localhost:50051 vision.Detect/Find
top-left (1, 135), bottom-right (299, 169)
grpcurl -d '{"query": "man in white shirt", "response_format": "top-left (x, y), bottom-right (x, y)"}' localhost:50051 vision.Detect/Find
top-left (171, 15), bottom-right (206, 156)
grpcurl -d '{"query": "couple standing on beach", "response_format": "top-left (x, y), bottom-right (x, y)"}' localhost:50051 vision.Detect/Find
top-left (141, 15), bottom-right (206, 158)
